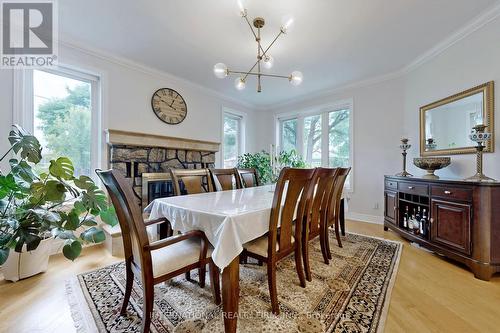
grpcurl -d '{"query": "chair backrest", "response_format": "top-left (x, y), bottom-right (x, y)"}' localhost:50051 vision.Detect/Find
top-left (327, 167), bottom-right (351, 224)
top-left (170, 168), bottom-right (214, 196)
top-left (237, 168), bottom-right (260, 188)
top-left (210, 168), bottom-right (241, 191)
top-left (96, 169), bottom-right (151, 271)
top-left (308, 167), bottom-right (340, 238)
top-left (268, 167), bottom-right (316, 257)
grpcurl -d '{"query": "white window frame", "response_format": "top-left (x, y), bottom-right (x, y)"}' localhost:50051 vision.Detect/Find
top-left (221, 107), bottom-right (246, 168)
top-left (276, 98), bottom-right (354, 192)
top-left (13, 66), bottom-right (102, 179)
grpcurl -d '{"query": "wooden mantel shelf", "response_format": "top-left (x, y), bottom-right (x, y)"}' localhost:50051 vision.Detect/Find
top-left (105, 129), bottom-right (220, 152)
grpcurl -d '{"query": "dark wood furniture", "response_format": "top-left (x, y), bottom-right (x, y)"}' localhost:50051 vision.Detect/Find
top-left (384, 175), bottom-right (500, 280)
top-left (170, 168), bottom-right (214, 195)
top-left (97, 169), bottom-right (220, 333)
top-left (325, 167), bottom-right (351, 254)
top-left (242, 167), bottom-right (315, 314)
top-left (302, 167), bottom-right (338, 281)
top-left (210, 168), bottom-right (241, 191)
top-left (236, 168), bottom-right (260, 188)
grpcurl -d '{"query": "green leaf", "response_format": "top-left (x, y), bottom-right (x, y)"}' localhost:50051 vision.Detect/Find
top-left (9, 159), bottom-right (37, 183)
top-left (51, 228), bottom-right (76, 240)
top-left (26, 235), bottom-right (41, 251)
top-left (80, 227), bottom-right (105, 243)
top-left (8, 125), bottom-right (42, 164)
top-left (74, 175), bottom-right (94, 190)
top-left (80, 216), bottom-right (98, 226)
top-left (0, 174), bottom-right (20, 199)
top-left (62, 239), bottom-right (82, 261)
top-left (63, 211), bottom-right (80, 231)
top-left (0, 248), bottom-right (9, 265)
top-left (44, 180), bottom-right (67, 202)
top-left (81, 185), bottom-right (108, 212)
top-left (49, 157), bottom-right (74, 180)
top-left (99, 206), bottom-right (118, 227)
top-left (72, 201), bottom-right (86, 215)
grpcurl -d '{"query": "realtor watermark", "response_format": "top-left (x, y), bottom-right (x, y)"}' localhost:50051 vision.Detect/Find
top-left (1, 0), bottom-right (58, 68)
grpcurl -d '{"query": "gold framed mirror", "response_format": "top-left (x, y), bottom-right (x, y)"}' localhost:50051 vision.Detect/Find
top-left (420, 81), bottom-right (494, 156)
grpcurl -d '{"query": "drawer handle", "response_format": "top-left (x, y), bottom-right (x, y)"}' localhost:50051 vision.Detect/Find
top-left (430, 218), bottom-right (434, 224)
top-left (444, 190), bottom-right (452, 195)
top-left (408, 186), bottom-right (415, 189)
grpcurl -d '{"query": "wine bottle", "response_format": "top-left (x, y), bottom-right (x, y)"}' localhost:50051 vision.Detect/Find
top-left (416, 206), bottom-right (421, 223)
top-left (420, 209), bottom-right (427, 236)
top-left (403, 206), bottom-right (409, 228)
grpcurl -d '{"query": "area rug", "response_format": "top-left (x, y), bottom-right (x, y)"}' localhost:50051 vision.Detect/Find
top-left (66, 232), bottom-right (402, 333)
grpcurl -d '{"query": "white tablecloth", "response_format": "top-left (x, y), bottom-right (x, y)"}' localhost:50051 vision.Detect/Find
top-left (145, 185), bottom-right (276, 270)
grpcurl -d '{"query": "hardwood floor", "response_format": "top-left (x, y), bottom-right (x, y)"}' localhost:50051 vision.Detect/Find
top-left (0, 221), bottom-right (499, 333)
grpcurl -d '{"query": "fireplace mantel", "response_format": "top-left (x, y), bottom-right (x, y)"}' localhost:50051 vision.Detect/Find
top-left (105, 129), bottom-right (220, 152)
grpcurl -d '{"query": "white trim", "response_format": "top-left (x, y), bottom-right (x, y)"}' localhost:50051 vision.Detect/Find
top-left (255, 3), bottom-right (500, 111)
top-left (221, 107), bottom-right (246, 168)
top-left (59, 39), bottom-right (256, 110)
top-left (346, 212), bottom-right (384, 225)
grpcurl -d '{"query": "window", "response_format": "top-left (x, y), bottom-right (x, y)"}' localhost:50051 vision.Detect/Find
top-left (20, 68), bottom-right (100, 178)
top-left (278, 101), bottom-right (353, 190)
top-left (223, 112), bottom-right (244, 168)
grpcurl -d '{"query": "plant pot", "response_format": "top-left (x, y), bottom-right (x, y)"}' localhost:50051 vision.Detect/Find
top-left (2, 238), bottom-right (51, 282)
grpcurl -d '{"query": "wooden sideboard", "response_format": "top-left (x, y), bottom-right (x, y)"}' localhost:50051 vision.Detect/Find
top-left (384, 175), bottom-right (500, 280)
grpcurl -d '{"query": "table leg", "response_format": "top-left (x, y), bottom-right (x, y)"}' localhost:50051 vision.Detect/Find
top-left (222, 256), bottom-right (240, 333)
top-left (340, 198), bottom-right (346, 236)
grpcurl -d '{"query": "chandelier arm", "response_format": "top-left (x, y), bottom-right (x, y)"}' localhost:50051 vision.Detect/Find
top-left (240, 60), bottom-right (260, 81)
top-left (228, 70), bottom-right (290, 79)
top-left (243, 15), bottom-right (267, 56)
top-left (262, 31), bottom-right (284, 56)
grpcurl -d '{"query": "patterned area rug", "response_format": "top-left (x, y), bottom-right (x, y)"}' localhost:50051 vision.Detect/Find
top-left (67, 232), bottom-right (401, 333)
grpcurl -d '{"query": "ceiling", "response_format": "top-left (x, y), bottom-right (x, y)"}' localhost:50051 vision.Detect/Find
top-left (59, 0), bottom-right (500, 108)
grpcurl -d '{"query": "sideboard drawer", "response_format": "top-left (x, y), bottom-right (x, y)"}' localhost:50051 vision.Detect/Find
top-left (431, 185), bottom-right (472, 202)
top-left (385, 180), bottom-right (398, 190)
top-left (398, 181), bottom-right (429, 196)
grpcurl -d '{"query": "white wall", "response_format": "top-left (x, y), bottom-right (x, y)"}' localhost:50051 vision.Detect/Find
top-left (258, 78), bottom-right (405, 222)
top-left (404, 16), bottom-right (500, 180)
top-left (0, 43), bottom-right (259, 171)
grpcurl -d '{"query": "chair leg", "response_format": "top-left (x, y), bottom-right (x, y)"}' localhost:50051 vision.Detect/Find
top-left (320, 223), bottom-right (330, 265)
top-left (185, 270), bottom-right (191, 281)
top-left (294, 245), bottom-right (306, 288)
top-left (198, 264), bottom-right (206, 288)
top-left (325, 224), bottom-right (332, 260)
top-left (267, 263), bottom-right (279, 315)
top-left (239, 253), bottom-right (248, 264)
top-left (302, 236), bottom-right (312, 282)
top-left (334, 216), bottom-right (343, 248)
top-left (257, 260), bottom-right (263, 266)
top-left (121, 259), bottom-right (133, 315)
top-left (141, 283), bottom-right (154, 333)
top-left (209, 261), bottom-right (221, 305)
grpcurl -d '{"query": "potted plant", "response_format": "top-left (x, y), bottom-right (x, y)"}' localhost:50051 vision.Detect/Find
top-left (237, 149), bottom-right (307, 184)
top-left (0, 125), bottom-right (117, 281)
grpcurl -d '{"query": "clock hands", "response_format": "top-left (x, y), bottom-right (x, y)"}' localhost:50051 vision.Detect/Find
top-left (169, 95), bottom-right (178, 108)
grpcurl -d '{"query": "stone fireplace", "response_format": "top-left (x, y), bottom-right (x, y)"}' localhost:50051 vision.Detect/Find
top-left (106, 129), bottom-right (219, 206)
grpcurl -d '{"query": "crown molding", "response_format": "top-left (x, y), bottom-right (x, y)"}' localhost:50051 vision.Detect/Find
top-left (57, 38), bottom-right (257, 110)
top-left (58, 2), bottom-right (500, 113)
top-left (257, 2), bottom-right (500, 111)
top-left (401, 1), bottom-right (500, 74)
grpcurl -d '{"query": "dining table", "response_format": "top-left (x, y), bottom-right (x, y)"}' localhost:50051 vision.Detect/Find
top-left (145, 184), bottom-right (347, 333)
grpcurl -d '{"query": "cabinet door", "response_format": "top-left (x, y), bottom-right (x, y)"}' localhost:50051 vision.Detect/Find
top-left (384, 191), bottom-right (397, 225)
top-left (431, 199), bottom-right (471, 255)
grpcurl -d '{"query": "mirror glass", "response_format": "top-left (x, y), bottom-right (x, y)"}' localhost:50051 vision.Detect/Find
top-left (424, 92), bottom-right (483, 151)
top-left (420, 82), bottom-right (494, 156)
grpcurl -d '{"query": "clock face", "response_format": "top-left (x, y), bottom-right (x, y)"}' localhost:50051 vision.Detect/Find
top-left (151, 88), bottom-right (187, 125)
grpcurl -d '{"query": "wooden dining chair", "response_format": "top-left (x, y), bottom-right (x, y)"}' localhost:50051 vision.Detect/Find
top-left (210, 168), bottom-right (241, 191)
top-left (301, 167), bottom-right (339, 281)
top-left (170, 168), bottom-right (214, 195)
top-left (236, 168), bottom-right (260, 188)
top-left (323, 167), bottom-right (351, 262)
top-left (242, 167), bottom-right (316, 315)
top-left (96, 169), bottom-right (220, 333)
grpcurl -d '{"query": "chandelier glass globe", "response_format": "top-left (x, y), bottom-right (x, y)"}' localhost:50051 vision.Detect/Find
top-left (280, 15), bottom-right (294, 33)
top-left (263, 55), bottom-right (274, 69)
top-left (213, 63), bottom-right (228, 79)
top-left (289, 71), bottom-right (303, 86)
top-left (234, 77), bottom-right (246, 90)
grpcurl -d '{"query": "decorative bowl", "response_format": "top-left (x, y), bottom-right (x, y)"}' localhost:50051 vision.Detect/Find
top-left (413, 157), bottom-right (451, 179)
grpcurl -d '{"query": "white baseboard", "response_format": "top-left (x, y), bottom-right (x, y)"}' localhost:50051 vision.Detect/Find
top-left (346, 212), bottom-right (384, 225)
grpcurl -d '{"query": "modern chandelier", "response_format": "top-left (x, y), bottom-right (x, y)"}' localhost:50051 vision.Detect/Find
top-left (213, 1), bottom-right (303, 92)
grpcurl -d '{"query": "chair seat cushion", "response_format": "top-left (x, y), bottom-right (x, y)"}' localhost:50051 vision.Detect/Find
top-left (151, 239), bottom-right (212, 278)
top-left (243, 234), bottom-right (295, 258)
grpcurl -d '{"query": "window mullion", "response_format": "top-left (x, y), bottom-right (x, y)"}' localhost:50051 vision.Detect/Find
top-left (321, 112), bottom-right (329, 167)
top-left (296, 115), bottom-right (304, 158)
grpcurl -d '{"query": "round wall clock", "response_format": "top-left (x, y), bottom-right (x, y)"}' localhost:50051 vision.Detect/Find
top-left (151, 88), bottom-right (187, 125)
